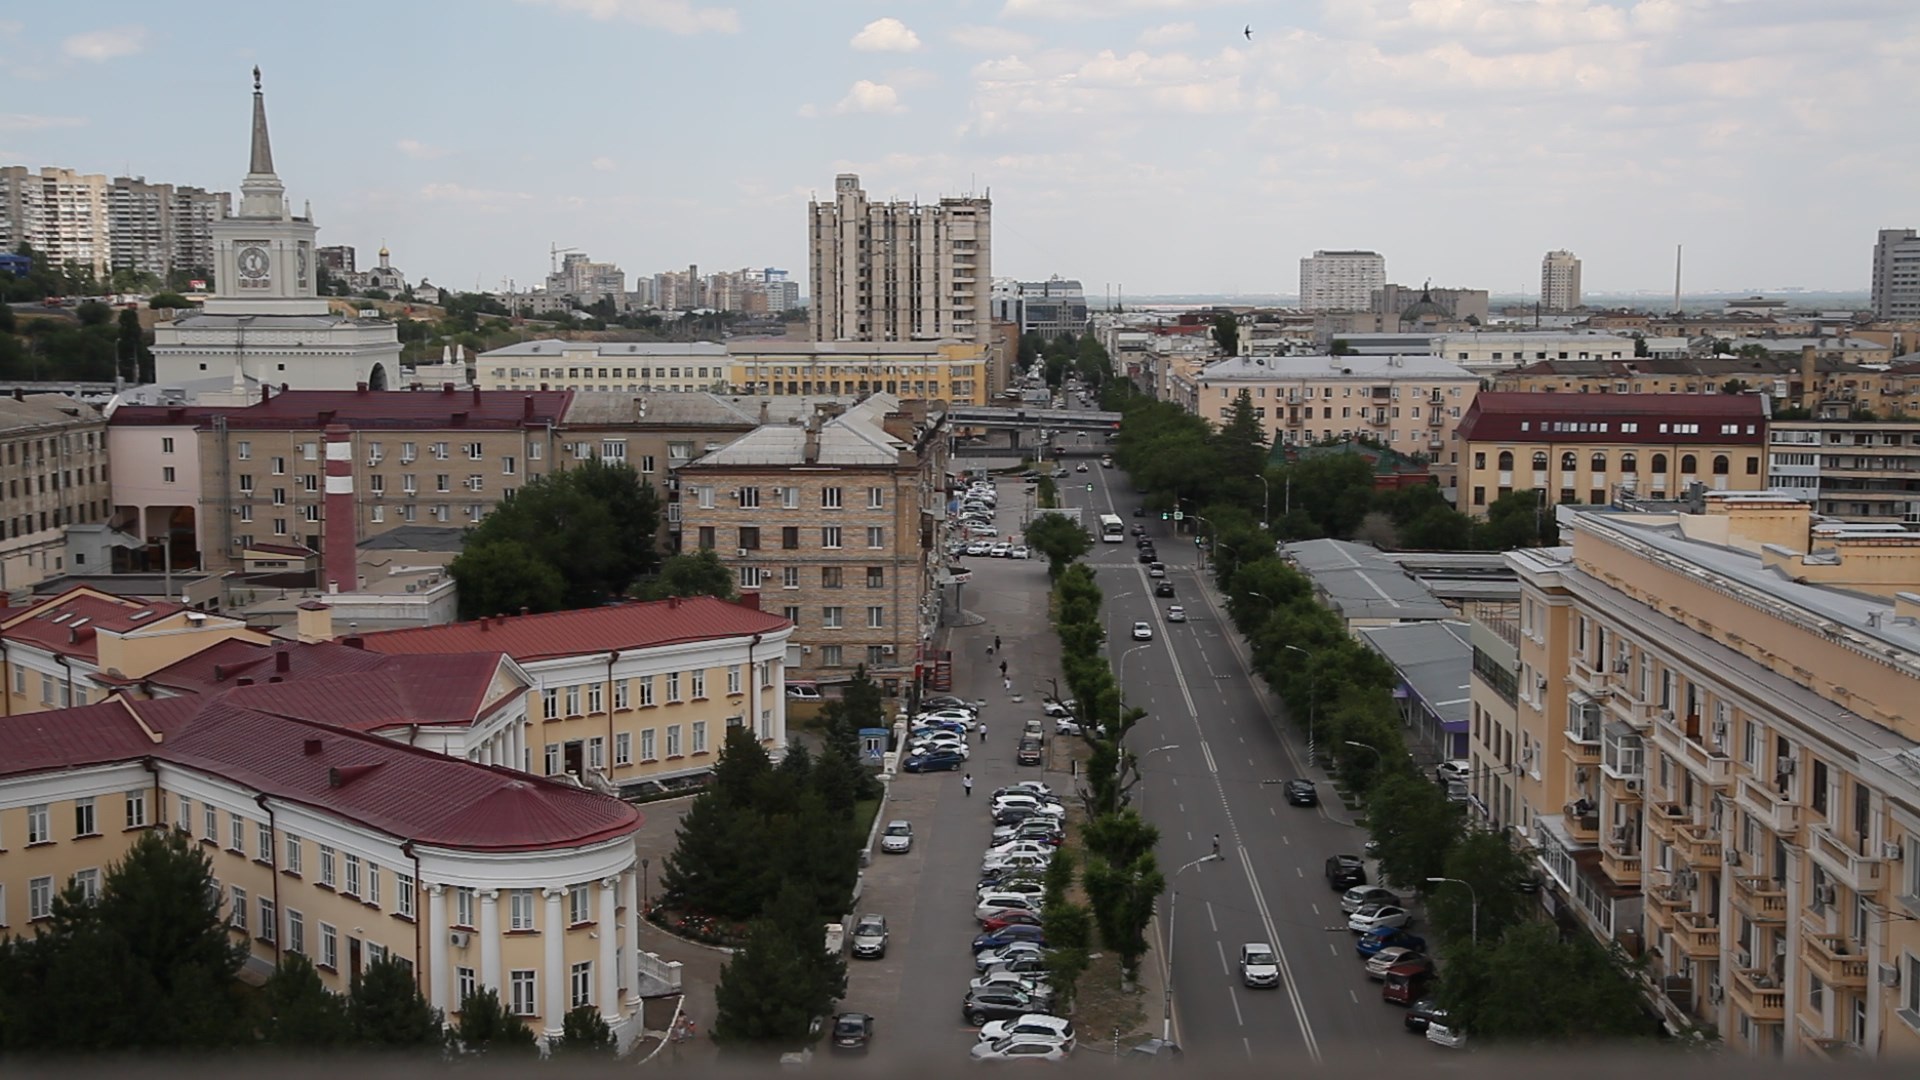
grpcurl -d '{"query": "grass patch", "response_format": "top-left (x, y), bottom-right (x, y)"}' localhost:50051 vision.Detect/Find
top-left (853, 796), bottom-right (881, 845)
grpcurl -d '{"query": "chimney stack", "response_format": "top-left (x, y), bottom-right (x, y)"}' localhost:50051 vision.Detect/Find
top-left (1801, 344), bottom-right (1818, 412)
top-left (322, 424), bottom-right (357, 597)
top-left (275, 650), bottom-right (291, 674)
top-left (295, 600), bottom-right (334, 643)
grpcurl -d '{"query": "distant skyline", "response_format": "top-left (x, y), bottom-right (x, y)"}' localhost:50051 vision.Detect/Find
top-left (2, 2), bottom-right (1916, 297)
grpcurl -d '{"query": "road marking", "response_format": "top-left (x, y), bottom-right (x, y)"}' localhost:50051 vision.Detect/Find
top-left (1269, 806), bottom-right (1276, 817)
top-left (1229, 983), bottom-right (1245, 1027)
top-left (1243, 1037), bottom-right (1252, 1062)
top-left (1296, 867), bottom-right (1304, 877)
top-left (1311, 903), bottom-right (1319, 916)
top-left (1206, 901), bottom-right (1217, 933)
top-left (1236, 845), bottom-right (1322, 1063)
top-left (1201, 742), bottom-right (1218, 775)
top-left (1281, 835), bottom-right (1290, 845)
top-left (1350, 990), bottom-right (1360, 1004)
top-left (1329, 943), bottom-right (1339, 956)
top-left (1216, 939), bottom-right (1229, 976)
top-left (1170, 777), bottom-right (1178, 787)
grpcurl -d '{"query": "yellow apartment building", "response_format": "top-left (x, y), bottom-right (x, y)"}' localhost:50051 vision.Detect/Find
top-left (1502, 492), bottom-right (1920, 1060)
top-left (0, 393), bottom-right (115, 591)
top-left (1456, 391), bottom-right (1769, 513)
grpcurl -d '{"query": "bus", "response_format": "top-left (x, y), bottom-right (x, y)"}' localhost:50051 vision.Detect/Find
top-left (1098, 513), bottom-right (1126, 543)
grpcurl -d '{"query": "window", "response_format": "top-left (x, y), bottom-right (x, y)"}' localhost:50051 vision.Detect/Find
top-left (367, 861), bottom-right (381, 906)
top-left (613, 680), bottom-right (630, 711)
top-left (344, 854), bottom-right (362, 897)
top-left (510, 971), bottom-right (537, 1016)
top-left (822, 644), bottom-right (843, 667)
top-left (237, 440), bottom-right (251, 460)
top-left (25, 802), bottom-right (48, 845)
top-left (589, 736), bottom-right (605, 769)
top-left (456, 887), bottom-right (476, 928)
top-left (1652, 453), bottom-right (1669, 474)
top-left (696, 526), bottom-right (715, 550)
top-left (822, 486), bottom-right (843, 509)
top-left (565, 685), bottom-right (581, 715)
top-left (693, 720), bottom-right (708, 753)
top-left (615, 732), bottom-right (632, 765)
top-left (641, 728), bottom-right (657, 761)
top-left (260, 897), bottom-right (277, 943)
top-left (204, 802), bottom-right (217, 841)
top-left (728, 665), bottom-right (742, 694)
top-left (272, 456), bottom-right (286, 475)
top-left (739, 525), bottom-right (760, 550)
top-left (867, 526), bottom-right (885, 549)
top-left (868, 486), bottom-right (885, 508)
top-left (288, 909), bottom-right (305, 954)
top-left (571, 961), bottom-right (594, 1008)
top-left (783, 604), bottom-right (801, 625)
top-left (1499, 451), bottom-right (1514, 470)
top-left (667, 725), bottom-right (683, 757)
top-left (739, 486), bottom-right (760, 508)
top-left (781, 526), bottom-right (800, 551)
top-left (458, 967), bottom-right (477, 1008)
top-left (396, 872), bottom-right (415, 918)
top-left (639, 676), bottom-right (655, 707)
top-left (822, 566), bottom-right (843, 589)
top-left (588, 683), bottom-right (604, 715)
top-left (666, 671), bottom-right (682, 702)
top-left (29, 876), bottom-right (52, 920)
top-left (781, 486), bottom-right (800, 509)
top-left (822, 526), bottom-right (843, 548)
top-left (639, 454), bottom-right (655, 474)
top-left (509, 889), bottom-right (535, 931)
top-left (823, 606), bottom-right (844, 629)
top-left (1713, 454), bottom-right (1730, 476)
top-left (320, 922), bottom-right (338, 970)
top-left (286, 835), bottom-right (303, 875)
top-left (230, 885), bottom-right (248, 931)
top-left (868, 606), bottom-right (885, 629)
top-left (1561, 451), bottom-right (1577, 471)
top-left (162, 466), bottom-right (176, 483)
top-left (75, 797), bottom-right (97, 837)
top-left (1681, 454), bottom-right (1697, 474)
top-left (570, 884), bottom-right (590, 925)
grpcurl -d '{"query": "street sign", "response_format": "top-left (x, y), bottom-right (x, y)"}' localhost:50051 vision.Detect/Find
top-left (1173, 511), bottom-right (1184, 521)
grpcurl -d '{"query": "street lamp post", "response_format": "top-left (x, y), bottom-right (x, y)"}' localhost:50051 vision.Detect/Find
top-left (1342, 740), bottom-right (1382, 762)
top-left (1284, 644), bottom-right (1317, 761)
top-left (1163, 853), bottom-right (1225, 1041)
top-left (1428, 876), bottom-right (1480, 946)
top-left (1254, 471), bottom-right (1270, 529)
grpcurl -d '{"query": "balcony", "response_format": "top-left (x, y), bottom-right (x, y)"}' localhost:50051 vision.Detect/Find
top-left (1564, 802), bottom-right (1601, 845)
top-left (1672, 910), bottom-right (1721, 959)
top-left (1647, 803), bottom-right (1685, 845)
top-left (1735, 775), bottom-right (1803, 837)
top-left (1600, 832), bottom-right (1642, 886)
top-left (1645, 884), bottom-right (1684, 931)
top-left (1807, 824), bottom-right (1886, 896)
top-left (1798, 1024), bottom-right (1868, 1064)
top-left (1727, 966), bottom-right (1786, 1022)
top-left (1567, 656), bottom-right (1606, 696)
top-left (1674, 824), bottom-right (1723, 870)
top-left (1602, 723), bottom-right (1643, 785)
top-left (1731, 874), bottom-right (1788, 922)
top-left (1427, 410), bottom-right (1445, 427)
top-left (1649, 708), bottom-right (1733, 787)
top-left (1565, 698), bottom-right (1603, 766)
top-left (1364, 410), bottom-right (1391, 428)
top-left (1800, 927), bottom-right (1869, 990)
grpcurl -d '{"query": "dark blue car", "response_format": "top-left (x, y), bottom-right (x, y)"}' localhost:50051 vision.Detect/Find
top-left (904, 749), bottom-right (966, 773)
top-left (1356, 927), bottom-right (1425, 958)
top-left (972, 924), bottom-right (1047, 953)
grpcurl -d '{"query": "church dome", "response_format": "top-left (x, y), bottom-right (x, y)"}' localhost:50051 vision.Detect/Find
top-left (1400, 284), bottom-right (1448, 323)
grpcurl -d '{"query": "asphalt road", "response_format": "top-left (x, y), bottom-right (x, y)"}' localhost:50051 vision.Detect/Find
top-left (1055, 437), bottom-right (1438, 1067)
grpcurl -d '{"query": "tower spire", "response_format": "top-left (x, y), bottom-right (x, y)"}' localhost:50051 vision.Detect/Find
top-left (249, 66), bottom-right (275, 176)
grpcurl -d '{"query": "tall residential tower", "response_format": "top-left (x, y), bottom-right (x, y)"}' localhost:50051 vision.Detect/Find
top-left (1871, 229), bottom-right (1920, 319)
top-left (1541, 249), bottom-right (1583, 311)
top-left (808, 173), bottom-right (990, 344)
top-left (1298, 250), bottom-right (1386, 312)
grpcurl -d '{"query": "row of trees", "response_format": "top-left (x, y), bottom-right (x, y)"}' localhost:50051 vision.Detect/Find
top-left (1021, 331), bottom-right (1113, 391)
top-left (0, 829), bottom-right (616, 1059)
top-left (663, 672), bottom-right (882, 1047)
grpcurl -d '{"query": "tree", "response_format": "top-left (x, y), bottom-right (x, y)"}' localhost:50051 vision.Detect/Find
top-left (1039, 848), bottom-right (1092, 1010)
top-left (554, 1005), bottom-right (617, 1057)
top-left (1210, 311), bottom-right (1239, 356)
top-left (449, 985), bottom-right (538, 1057)
top-left (1025, 511), bottom-right (1093, 578)
top-left (445, 538), bottom-right (566, 618)
top-left (263, 953), bottom-right (355, 1048)
top-left (75, 299), bottom-right (112, 326)
top-left (350, 954), bottom-right (444, 1050)
top-left (1330, 338), bottom-right (1355, 356)
top-left (1438, 922), bottom-right (1653, 1044)
top-left (713, 916), bottom-right (824, 1046)
top-left (1365, 771), bottom-right (1459, 890)
top-left (635, 548), bottom-right (737, 601)
top-left (659, 727), bottom-right (775, 920)
top-left (1428, 829), bottom-right (1537, 948)
top-left (117, 307), bottom-right (152, 383)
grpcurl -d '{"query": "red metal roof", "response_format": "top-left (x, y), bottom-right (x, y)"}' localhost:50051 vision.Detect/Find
top-left (358, 595), bottom-right (791, 662)
top-left (0, 588), bottom-right (193, 663)
top-left (146, 639), bottom-right (513, 731)
top-left (109, 387), bottom-right (573, 432)
top-left (1456, 391), bottom-right (1768, 445)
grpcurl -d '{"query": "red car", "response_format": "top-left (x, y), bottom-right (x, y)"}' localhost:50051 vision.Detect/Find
top-left (980, 910), bottom-right (1046, 933)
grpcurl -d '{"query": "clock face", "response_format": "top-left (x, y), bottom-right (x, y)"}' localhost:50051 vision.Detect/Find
top-left (238, 246), bottom-right (271, 280)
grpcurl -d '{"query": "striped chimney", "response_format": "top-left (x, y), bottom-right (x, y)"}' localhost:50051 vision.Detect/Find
top-left (323, 423), bottom-right (356, 593)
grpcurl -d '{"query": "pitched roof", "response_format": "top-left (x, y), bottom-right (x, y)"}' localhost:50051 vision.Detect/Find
top-left (356, 594), bottom-right (790, 662)
top-left (144, 640), bottom-right (514, 730)
top-left (1456, 391), bottom-right (1767, 445)
top-left (0, 588), bottom-right (195, 663)
top-left (108, 387), bottom-right (573, 431)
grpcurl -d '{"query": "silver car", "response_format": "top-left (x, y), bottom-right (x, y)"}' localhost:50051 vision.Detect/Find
top-left (880, 820), bottom-right (913, 854)
top-left (851, 914), bottom-right (888, 959)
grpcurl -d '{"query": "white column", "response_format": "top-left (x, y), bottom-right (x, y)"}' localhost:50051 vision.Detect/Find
top-left (622, 867), bottom-right (641, 1007)
top-left (478, 889), bottom-right (502, 990)
top-left (543, 886), bottom-right (566, 1036)
top-left (427, 883), bottom-right (451, 1014)
top-left (598, 878), bottom-right (620, 1023)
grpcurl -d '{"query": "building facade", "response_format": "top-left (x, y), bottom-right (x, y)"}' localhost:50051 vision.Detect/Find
top-left (1456, 391), bottom-right (1770, 512)
top-left (1435, 331), bottom-right (1638, 370)
top-left (107, 177), bottom-right (231, 281)
top-left (727, 341), bottom-right (988, 405)
top-left (1298, 250), bottom-right (1386, 312)
top-left (1873, 229), bottom-right (1920, 321)
top-left (0, 166), bottom-right (111, 277)
top-left (470, 341), bottom-right (730, 393)
top-left (0, 394), bottom-right (115, 592)
top-left (1541, 250), bottom-right (1584, 312)
top-left (675, 396), bottom-right (948, 686)
top-left (1494, 494), bottom-right (1920, 1060)
top-left (1767, 420), bottom-right (1920, 527)
top-left (808, 173), bottom-right (991, 344)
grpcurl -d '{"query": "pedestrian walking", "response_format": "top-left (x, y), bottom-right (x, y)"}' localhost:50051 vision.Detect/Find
top-left (963, 773), bottom-right (974, 797)
top-left (979, 721), bottom-right (988, 743)
top-left (1003, 675), bottom-right (1012, 693)
top-left (994, 635), bottom-right (1002, 652)
top-left (999, 659), bottom-right (1008, 678)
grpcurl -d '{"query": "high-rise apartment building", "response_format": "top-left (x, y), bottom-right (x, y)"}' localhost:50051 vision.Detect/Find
top-left (1871, 229), bottom-right (1920, 319)
top-left (1298, 250), bottom-right (1386, 312)
top-left (1541, 249), bottom-right (1583, 312)
top-left (106, 177), bottom-right (230, 280)
top-left (809, 173), bottom-right (990, 344)
top-left (547, 251), bottom-right (626, 306)
top-left (0, 166), bottom-right (111, 277)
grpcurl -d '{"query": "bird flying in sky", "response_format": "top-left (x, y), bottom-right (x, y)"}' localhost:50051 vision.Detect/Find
top-left (1244, 25), bottom-right (1253, 40)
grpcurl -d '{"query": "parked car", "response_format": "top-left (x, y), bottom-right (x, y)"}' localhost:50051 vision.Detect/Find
top-left (1382, 960), bottom-right (1436, 1006)
top-left (880, 820), bottom-right (913, 854)
top-left (1355, 927), bottom-right (1425, 958)
top-left (1349, 903), bottom-right (1415, 934)
top-left (830, 1012), bottom-right (874, 1053)
top-left (904, 749), bottom-right (966, 773)
top-left (1325, 854), bottom-right (1368, 889)
top-left (851, 914), bottom-right (889, 959)
top-left (972, 925), bottom-right (1048, 953)
top-left (963, 987), bottom-right (1052, 1026)
top-left (1132, 621), bottom-right (1154, 641)
top-left (1011, 546), bottom-right (1031, 560)
top-left (978, 1014), bottom-right (1075, 1051)
top-left (1426, 1022), bottom-right (1467, 1050)
top-left (1126, 1038), bottom-right (1183, 1062)
top-left (1404, 999), bottom-right (1446, 1035)
top-left (979, 951), bottom-right (1051, 978)
top-left (980, 910), bottom-right (1045, 933)
top-left (1365, 946), bottom-right (1426, 980)
top-left (917, 708), bottom-right (978, 728)
top-left (1435, 760), bottom-right (1471, 784)
top-left (964, 541), bottom-right (991, 556)
top-left (1154, 580), bottom-right (1175, 597)
top-left (977, 877), bottom-right (1049, 903)
top-left (1054, 716), bottom-right (1103, 737)
top-left (1282, 779), bottom-right (1318, 806)
top-left (1017, 737), bottom-right (1044, 766)
top-left (983, 840), bottom-right (1054, 862)
top-left (996, 781), bottom-right (1057, 800)
top-left (1239, 943), bottom-right (1280, 989)
top-left (981, 851), bottom-right (1053, 875)
top-left (990, 793), bottom-right (1066, 817)
top-left (970, 1036), bottom-right (1069, 1063)
top-left (785, 684), bottom-right (823, 702)
top-left (971, 971), bottom-right (1057, 1001)
top-left (990, 542), bottom-right (1013, 558)
top-left (1165, 605), bottom-right (1186, 623)
top-left (976, 891), bottom-right (1042, 921)
top-left (923, 695), bottom-right (972, 711)
top-left (1340, 885), bottom-right (1397, 914)
top-left (1041, 699), bottom-right (1077, 718)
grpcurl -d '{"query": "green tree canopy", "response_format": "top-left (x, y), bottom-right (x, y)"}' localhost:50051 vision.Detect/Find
top-left (634, 548), bottom-right (737, 601)
top-left (1025, 511), bottom-right (1093, 578)
top-left (1211, 311), bottom-right (1240, 356)
top-left (450, 985), bottom-right (538, 1057)
top-left (350, 954), bottom-right (443, 1050)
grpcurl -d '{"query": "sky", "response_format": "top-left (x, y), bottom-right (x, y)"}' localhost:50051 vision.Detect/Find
top-left (3, 1), bottom-right (1917, 299)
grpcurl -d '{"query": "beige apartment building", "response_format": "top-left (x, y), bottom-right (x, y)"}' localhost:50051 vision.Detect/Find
top-left (809, 173), bottom-right (990, 344)
top-left (674, 395), bottom-right (949, 688)
top-left (1768, 420), bottom-right (1920, 527)
top-left (0, 166), bottom-right (110, 276)
top-left (0, 393), bottom-right (114, 591)
top-left (727, 340), bottom-right (988, 405)
top-left (1491, 492), bottom-right (1920, 1060)
top-left (468, 341), bottom-right (732, 392)
top-left (1456, 392), bottom-right (1769, 513)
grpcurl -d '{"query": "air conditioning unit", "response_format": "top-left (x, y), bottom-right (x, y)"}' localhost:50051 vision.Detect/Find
top-left (1880, 964), bottom-right (1902, 989)
top-left (449, 930), bottom-right (470, 948)
top-left (1816, 883), bottom-right (1837, 907)
top-left (1612, 825), bottom-right (1630, 843)
top-left (1725, 849), bottom-right (1742, 867)
top-left (1777, 757), bottom-right (1796, 776)
top-left (737, 548), bottom-right (748, 557)
top-left (1676, 869), bottom-right (1698, 891)
top-left (1884, 842), bottom-right (1905, 861)
top-left (1575, 768), bottom-right (1590, 785)
top-left (1708, 981), bottom-right (1724, 1005)
top-left (881, 645), bottom-right (896, 655)
top-left (1736, 949), bottom-right (1753, 969)
top-left (1625, 778), bottom-right (1642, 793)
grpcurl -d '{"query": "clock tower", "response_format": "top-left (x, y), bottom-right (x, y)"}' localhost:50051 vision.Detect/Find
top-left (203, 67), bottom-right (327, 318)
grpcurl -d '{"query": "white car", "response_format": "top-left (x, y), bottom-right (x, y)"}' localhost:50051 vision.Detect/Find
top-left (970, 1037), bottom-right (1068, 1063)
top-left (1436, 760), bottom-right (1471, 784)
top-left (1239, 943), bottom-right (1280, 988)
top-left (977, 1014), bottom-right (1075, 1051)
top-left (981, 851), bottom-right (1053, 874)
top-left (975, 893), bottom-right (1041, 922)
top-left (990, 542), bottom-right (1013, 558)
top-left (1041, 699), bottom-right (1077, 718)
top-left (977, 878), bottom-right (1048, 901)
top-left (1426, 1022), bottom-right (1467, 1050)
top-left (998, 780), bottom-right (1056, 800)
top-left (1131, 621), bottom-right (1153, 641)
top-left (917, 708), bottom-right (978, 728)
top-left (909, 736), bottom-right (969, 759)
top-left (880, 820), bottom-right (913, 854)
top-left (991, 819), bottom-right (1063, 845)
top-left (990, 795), bottom-right (1066, 818)
top-left (1348, 903), bottom-right (1414, 933)
top-left (970, 971), bottom-right (1056, 1001)
top-left (1166, 605), bottom-right (1186, 623)
top-left (983, 840), bottom-right (1054, 862)
top-left (1010, 545), bottom-right (1031, 560)
top-left (970, 525), bottom-right (1000, 537)
top-left (1341, 886), bottom-right (1398, 914)
top-left (964, 541), bottom-right (991, 556)
top-left (976, 941), bottom-right (1047, 972)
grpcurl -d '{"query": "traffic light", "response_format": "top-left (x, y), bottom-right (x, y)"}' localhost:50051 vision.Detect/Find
top-left (1161, 511), bottom-right (1170, 520)
top-left (1086, 483), bottom-right (1094, 492)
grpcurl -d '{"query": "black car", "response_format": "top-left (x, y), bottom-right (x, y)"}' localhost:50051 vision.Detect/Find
top-left (1326, 854), bottom-right (1367, 889)
top-left (1132, 507), bottom-right (1145, 517)
top-left (1017, 738), bottom-right (1044, 766)
top-left (1283, 779), bottom-right (1318, 806)
top-left (963, 987), bottom-right (1050, 1026)
top-left (1404, 999), bottom-right (1446, 1035)
top-left (1136, 536), bottom-right (1153, 548)
top-left (1138, 550), bottom-right (1156, 564)
top-left (831, 1012), bottom-right (875, 1053)
top-left (1154, 581), bottom-right (1175, 598)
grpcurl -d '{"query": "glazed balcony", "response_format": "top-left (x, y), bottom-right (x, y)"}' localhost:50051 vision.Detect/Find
top-left (1735, 775), bottom-right (1803, 837)
top-left (1728, 966), bottom-right (1786, 1022)
top-left (1565, 703), bottom-right (1603, 767)
top-left (1731, 874), bottom-right (1788, 922)
top-left (1800, 929), bottom-right (1869, 990)
top-left (1672, 910), bottom-right (1721, 959)
top-left (1807, 824), bottom-right (1885, 896)
top-left (1674, 824), bottom-right (1723, 870)
top-left (1649, 709), bottom-right (1733, 787)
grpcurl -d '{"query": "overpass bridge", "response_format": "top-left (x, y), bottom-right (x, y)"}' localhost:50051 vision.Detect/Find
top-left (947, 405), bottom-right (1122, 432)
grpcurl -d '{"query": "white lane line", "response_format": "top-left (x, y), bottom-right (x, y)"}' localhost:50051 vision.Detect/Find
top-left (1216, 939), bottom-right (1229, 977)
top-left (1170, 777), bottom-right (1178, 787)
top-left (1311, 903), bottom-right (1319, 916)
top-left (1329, 943), bottom-right (1339, 956)
top-left (1206, 901), bottom-right (1218, 933)
top-left (1201, 742), bottom-right (1218, 775)
top-left (1243, 1037), bottom-right (1253, 1062)
top-left (1296, 867), bottom-right (1304, 877)
top-left (1230, 985), bottom-right (1245, 1027)
top-left (1281, 835), bottom-right (1290, 845)
top-left (1270, 806), bottom-right (1276, 817)
top-left (1350, 990), bottom-right (1360, 1004)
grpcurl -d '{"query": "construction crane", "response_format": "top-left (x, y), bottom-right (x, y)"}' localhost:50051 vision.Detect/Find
top-left (550, 243), bottom-right (581, 275)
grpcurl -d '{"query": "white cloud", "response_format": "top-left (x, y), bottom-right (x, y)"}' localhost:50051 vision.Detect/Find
top-left (61, 25), bottom-right (148, 62)
top-left (947, 24), bottom-right (1037, 51)
top-left (0, 112), bottom-right (85, 131)
top-left (516, 0), bottom-right (739, 34)
top-left (835, 80), bottom-right (906, 115)
top-left (591, 155), bottom-right (617, 172)
top-left (396, 138), bottom-right (450, 160)
top-left (850, 17), bottom-right (921, 52)
top-left (1001, 0), bottom-right (1233, 18)
top-left (418, 183), bottom-right (536, 213)
top-left (1139, 22), bottom-right (1196, 46)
